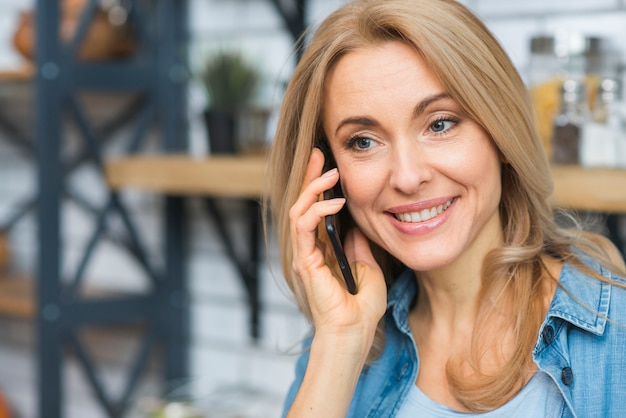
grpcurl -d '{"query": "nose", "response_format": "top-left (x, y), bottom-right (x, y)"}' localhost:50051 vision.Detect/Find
top-left (388, 141), bottom-right (431, 195)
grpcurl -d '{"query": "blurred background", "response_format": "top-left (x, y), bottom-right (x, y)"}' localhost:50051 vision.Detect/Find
top-left (0, 0), bottom-right (625, 417)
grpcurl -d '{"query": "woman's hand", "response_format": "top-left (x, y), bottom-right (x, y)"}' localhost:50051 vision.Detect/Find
top-left (289, 147), bottom-right (387, 351)
top-left (286, 148), bottom-right (387, 417)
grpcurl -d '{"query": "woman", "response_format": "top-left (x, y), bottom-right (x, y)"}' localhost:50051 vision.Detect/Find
top-left (266, 0), bottom-right (626, 416)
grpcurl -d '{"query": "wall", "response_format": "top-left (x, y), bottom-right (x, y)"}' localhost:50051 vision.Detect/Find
top-left (0, 0), bottom-right (624, 417)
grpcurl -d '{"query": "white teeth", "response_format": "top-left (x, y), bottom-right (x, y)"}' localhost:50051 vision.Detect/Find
top-left (394, 199), bottom-right (453, 223)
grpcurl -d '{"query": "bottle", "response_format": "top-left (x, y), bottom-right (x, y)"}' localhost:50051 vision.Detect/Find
top-left (614, 89), bottom-right (626, 168)
top-left (580, 78), bottom-right (621, 167)
top-left (551, 79), bottom-right (588, 165)
top-left (527, 34), bottom-right (609, 156)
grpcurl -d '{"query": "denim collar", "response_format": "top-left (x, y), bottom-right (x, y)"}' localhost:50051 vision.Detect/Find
top-left (387, 269), bottom-right (417, 335)
top-left (547, 259), bottom-right (612, 336)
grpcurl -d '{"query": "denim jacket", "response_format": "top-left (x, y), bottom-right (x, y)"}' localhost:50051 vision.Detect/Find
top-left (282, 257), bottom-right (626, 417)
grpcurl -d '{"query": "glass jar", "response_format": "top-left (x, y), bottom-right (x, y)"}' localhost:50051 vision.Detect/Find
top-left (527, 34), bottom-right (610, 159)
top-left (581, 78), bottom-right (621, 167)
top-left (551, 79), bottom-right (588, 165)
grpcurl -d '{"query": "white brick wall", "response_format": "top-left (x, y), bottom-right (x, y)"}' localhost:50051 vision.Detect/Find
top-left (0, 1), bottom-right (625, 417)
top-left (0, 0), bottom-right (32, 69)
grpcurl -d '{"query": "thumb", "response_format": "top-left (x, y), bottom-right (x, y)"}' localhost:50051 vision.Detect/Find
top-left (344, 228), bottom-right (378, 270)
top-left (344, 229), bottom-right (387, 309)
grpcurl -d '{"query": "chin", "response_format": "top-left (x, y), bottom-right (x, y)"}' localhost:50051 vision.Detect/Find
top-left (395, 247), bottom-right (463, 273)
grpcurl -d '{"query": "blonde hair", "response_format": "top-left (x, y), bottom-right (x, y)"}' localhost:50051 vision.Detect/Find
top-left (265, 0), bottom-right (626, 411)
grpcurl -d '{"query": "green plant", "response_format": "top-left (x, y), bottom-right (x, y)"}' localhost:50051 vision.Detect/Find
top-left (199, 50), bottom-right (260, 112)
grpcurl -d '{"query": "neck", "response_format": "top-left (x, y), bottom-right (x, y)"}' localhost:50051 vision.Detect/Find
top-left (411, 215), bottom-right (504, 337)
top-left (412, 261), bottom-right (481, 340)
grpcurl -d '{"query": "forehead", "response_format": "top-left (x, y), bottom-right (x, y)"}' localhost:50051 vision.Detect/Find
top-left (328, 41), bottom-right (428, 81)
top-left (322, 41), bottom-right (445, 117)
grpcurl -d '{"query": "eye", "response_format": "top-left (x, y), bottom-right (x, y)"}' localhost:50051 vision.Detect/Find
top-left (347, 135), bottom-right (377, 151)
top-left (430, 118), bottom-right (457, 134)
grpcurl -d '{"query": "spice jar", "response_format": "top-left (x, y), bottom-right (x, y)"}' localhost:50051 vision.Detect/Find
top-left (613, 82), bottom-right (626, 168)
top-left (527, 34), bottom-right (610, 157)
top-left (551, 79), bottom-right (588, 165)
top-left (581, 78), bottom-right (621, 167)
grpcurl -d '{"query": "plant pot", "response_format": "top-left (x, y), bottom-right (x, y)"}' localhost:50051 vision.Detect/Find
top-left (203, 109), bottom-right (237, 154)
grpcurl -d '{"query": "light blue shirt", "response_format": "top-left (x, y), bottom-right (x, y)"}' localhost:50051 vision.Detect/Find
top-left (282, 255), bottom-right (626, 417)
top-left (396, 372), bottom-right (564, 417)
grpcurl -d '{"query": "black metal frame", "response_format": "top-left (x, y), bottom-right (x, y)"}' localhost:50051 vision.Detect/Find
top-left (26, 0), bottom-right (309, 416)
top-left (34, 1), bottom-right (188, 417)
top-left (204, 198), bottom-right (263, 339)
top-left (269, 0), bottom-right (308, 58)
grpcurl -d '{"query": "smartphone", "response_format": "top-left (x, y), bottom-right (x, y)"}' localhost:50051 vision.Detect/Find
top-left (318, 142), bottom-right (358, 294)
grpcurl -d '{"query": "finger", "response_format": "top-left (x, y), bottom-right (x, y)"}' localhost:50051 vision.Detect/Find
top-left (294, 198), bottom-right (346, 237)
top-left (300, 147), bottom-right (326, 194)
top-left (289, 149), bottom-right (341, 259)
top-left (289, 169), bottom-right (342, 249)
top-left (290, 148), bottom-right (338, 230)
top-left (291, 198), bottom-right (346, 275)
top-left (290, 167), bottom-right (340, 223)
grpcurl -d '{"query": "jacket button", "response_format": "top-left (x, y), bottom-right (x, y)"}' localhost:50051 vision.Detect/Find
top-left (397, 362), bottom-right (409, 381)
top-left (561, 367), bottom-right (573, 385)
top-left (541, 325), bottom-right (554, 345)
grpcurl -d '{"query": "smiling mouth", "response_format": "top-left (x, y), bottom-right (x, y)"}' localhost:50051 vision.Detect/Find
top-left (394, 198), bottom-right (454, 223)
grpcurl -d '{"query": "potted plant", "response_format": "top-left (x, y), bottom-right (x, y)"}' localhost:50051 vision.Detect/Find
top-left (199, 50), bottom-right (261, 154)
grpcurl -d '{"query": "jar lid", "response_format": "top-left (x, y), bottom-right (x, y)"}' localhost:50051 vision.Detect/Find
top-left (598, 78), bottom-right (621, 100)
top-left (530, 33), bottom-right (608, 58)
top-left (560, 79), bottom-right (586, 103)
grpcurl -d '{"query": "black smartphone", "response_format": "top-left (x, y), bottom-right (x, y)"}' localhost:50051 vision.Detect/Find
top-left (318, 143), bottom-right (358, 294)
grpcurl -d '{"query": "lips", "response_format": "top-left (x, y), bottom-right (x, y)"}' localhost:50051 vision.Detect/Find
top-left (393, 198), bottom-right (454, 223)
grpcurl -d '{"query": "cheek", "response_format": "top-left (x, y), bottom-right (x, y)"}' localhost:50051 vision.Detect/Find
top-left (451, 138), bottom-right (502, 187)
top-left (477, 146), bottom-right (502, 189)
top-left (340, 167), bottom-right (383, 217)
top-left (462, 146), bottom-right (503, 210)
top-left (456, 156), bottom-right (500, 187)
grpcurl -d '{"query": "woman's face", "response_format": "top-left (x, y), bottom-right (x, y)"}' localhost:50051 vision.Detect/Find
top-left (322, 41), bottom-right (503, 272)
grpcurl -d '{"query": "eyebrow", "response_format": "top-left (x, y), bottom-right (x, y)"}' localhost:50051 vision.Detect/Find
top-left (414, 93), bottom-right (453, 116)
top-left (334, 117), bottom-right (378, 135)
top-left (333, 92), bottom-right (453, 136)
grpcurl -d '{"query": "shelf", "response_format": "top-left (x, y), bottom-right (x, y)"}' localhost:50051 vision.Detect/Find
top-left (0, 65), bottom-right (34, 82)
top-left (105, 154), bottom-right (268, 198)
top-left (550, 165), bottom-right (626, 213)
top-left (106, 156), bottom-right (626, 213)
top-left (0, 274), bottom-right (143, 322)
top-left (105, 153), bottom-right (268, 340)
top-left (0, 275), bottom-right (34, 318)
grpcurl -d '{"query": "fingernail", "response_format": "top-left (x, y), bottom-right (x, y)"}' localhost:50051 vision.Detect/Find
top-left (328, 197), bottom-right (346, 205)
top-left (322, 168), bottom-right (337, 178)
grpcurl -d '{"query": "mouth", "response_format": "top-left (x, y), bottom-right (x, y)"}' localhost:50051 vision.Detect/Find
top-left (393, 198), bottom-right (455, 223)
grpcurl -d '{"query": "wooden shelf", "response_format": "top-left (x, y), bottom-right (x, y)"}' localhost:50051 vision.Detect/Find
top-left (0, 64), bottom-right (34, 82)
top-left (0, 275), bottom-right (34, 318)
top-left (550, 165), bottom-right (626, 213)
top-left (0, 274), bottom-right (139, 320)
top-left (105, 154), bottom-right (268, 198)
top-left (105, 155), bottom-right (626, 213)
